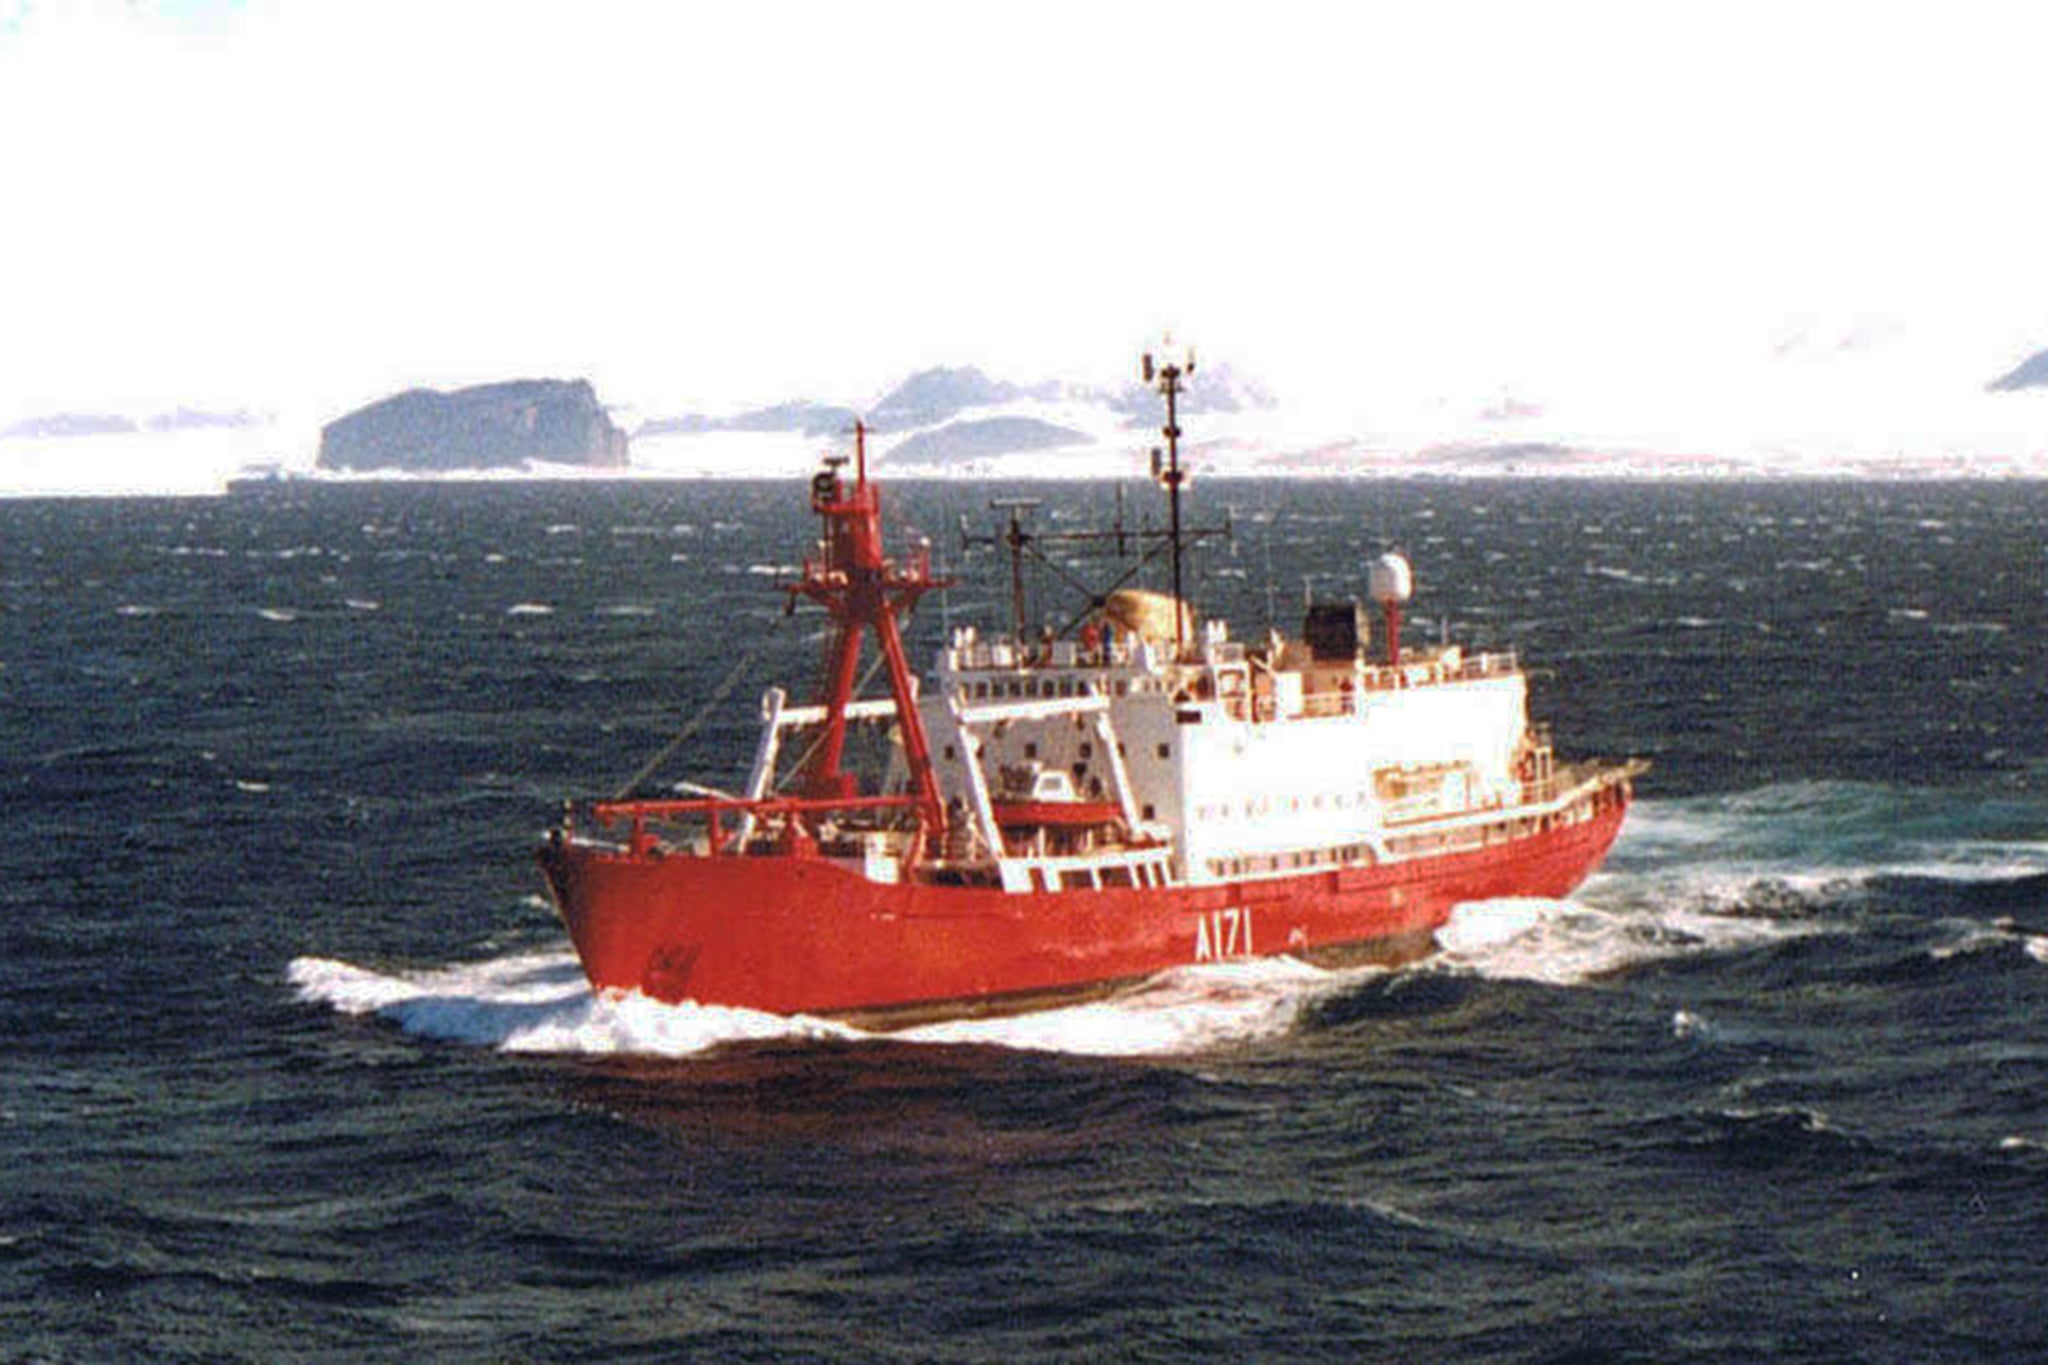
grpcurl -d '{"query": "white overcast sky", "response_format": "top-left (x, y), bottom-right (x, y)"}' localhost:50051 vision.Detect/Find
top-left (2, 0), bottom-right (2043, 451)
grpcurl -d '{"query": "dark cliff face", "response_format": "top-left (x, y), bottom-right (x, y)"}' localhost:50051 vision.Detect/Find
top-left (318, 379), bottom-right (630, 471)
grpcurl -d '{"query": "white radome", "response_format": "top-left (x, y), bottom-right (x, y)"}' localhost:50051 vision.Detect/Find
top-left (1369, 552), bottom-right (1414, 606)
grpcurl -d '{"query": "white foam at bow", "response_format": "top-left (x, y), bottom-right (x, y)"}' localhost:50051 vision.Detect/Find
top-left (287, 950), bottom-right (1370, 1059)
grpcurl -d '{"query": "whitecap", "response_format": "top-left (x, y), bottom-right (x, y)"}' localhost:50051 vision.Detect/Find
top-left (505, 602), bottom-right (554, 616)
top-left (289, 952), bottom-right (854, 1055)
top-left (1724, 1104), bottom-right (1831, 1134)
top-left (115, 604), bottom-right (159, 617)
top-left (254, 607), bottom-right (297, 623)
top-left (895, 957), bottom-right (1360, 1057)
top-left (1928, 919), bottom-right (2022, 960)
top-left (1612, 787), bottom-right (2048, 895)
top-left (344, 599), bottom-right (380, 611)
top-left (288, 949), bottom-right (1368, 1059)
top-left (1431, 892), bottom-right (1805, 988)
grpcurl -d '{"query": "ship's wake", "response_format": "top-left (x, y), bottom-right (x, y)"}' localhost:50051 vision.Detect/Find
top-left (289, 782), bottom-right (2048, 1059)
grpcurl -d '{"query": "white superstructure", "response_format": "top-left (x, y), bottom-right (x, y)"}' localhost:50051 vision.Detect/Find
top-left (880, 607), bottom-right (1549, 888)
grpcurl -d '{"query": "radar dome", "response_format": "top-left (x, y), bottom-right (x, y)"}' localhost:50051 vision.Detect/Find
top-left (1369, 553), bottom-right (1413, 606)
top-left (1097, 588), bottom-right (1194, 646)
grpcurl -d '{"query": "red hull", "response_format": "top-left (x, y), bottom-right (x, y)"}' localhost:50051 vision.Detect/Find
top-left (537, 782), bottom-right (1631, 1022)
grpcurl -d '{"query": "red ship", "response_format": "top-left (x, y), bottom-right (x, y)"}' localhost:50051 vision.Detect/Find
top-left (538, 348), bottom-right (1640, 1026)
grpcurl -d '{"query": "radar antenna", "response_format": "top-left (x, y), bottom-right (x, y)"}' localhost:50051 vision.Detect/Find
top-left (958, 341), bottom-right (1229, 646)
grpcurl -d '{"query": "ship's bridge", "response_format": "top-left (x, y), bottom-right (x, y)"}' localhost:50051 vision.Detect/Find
top-left (936, 626), bottom-right (1176, 703)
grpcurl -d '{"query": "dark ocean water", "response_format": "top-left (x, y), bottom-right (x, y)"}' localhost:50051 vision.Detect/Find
top-left (5, 476), bottom-right (2048, 1363)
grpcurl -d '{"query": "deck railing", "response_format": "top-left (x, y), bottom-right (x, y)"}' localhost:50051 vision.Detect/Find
top-left (586, 792), bottom-right (915, 857)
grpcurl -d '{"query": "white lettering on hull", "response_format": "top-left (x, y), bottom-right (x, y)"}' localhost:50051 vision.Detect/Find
top-left (1193, 906), bottom-right (1255, 962)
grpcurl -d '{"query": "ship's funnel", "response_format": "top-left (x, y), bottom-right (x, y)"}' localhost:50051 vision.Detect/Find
top-left (1369, 553), bottom-right (1413, 666)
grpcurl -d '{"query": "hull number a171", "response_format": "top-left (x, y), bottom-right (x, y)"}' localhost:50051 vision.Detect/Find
top-left (1193, 906), bottom-right (1254, 962)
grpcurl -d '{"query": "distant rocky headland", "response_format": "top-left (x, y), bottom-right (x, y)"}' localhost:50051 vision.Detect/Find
top-left (318, 379), bottom-right (629, 472)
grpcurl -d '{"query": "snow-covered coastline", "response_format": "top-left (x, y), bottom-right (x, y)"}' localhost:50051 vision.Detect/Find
top-left (6, 358), bottom-right (2046, 497)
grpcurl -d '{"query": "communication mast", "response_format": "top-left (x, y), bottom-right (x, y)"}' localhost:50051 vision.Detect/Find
top-left (1143, 340), bottom-right (1195, 655)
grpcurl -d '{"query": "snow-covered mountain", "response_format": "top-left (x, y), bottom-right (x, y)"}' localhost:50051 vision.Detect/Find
top-left (7, 335), bottom-right (2048, 496)
top-left (629, 363), bottom-right (1284, 480)
top-left (1988, 349), bottom-right (2048, 393)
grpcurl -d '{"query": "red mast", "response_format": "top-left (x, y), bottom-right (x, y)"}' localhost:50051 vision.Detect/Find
top-left (786, 422), bottom-right (947, 833)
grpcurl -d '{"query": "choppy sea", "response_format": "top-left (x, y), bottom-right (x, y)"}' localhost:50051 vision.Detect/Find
top-left (5, 477), bottom-right (2047, 1362)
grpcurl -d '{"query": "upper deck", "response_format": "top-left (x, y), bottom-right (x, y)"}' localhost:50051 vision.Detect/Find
top-left (934, 621), bottom-right (1522, 726)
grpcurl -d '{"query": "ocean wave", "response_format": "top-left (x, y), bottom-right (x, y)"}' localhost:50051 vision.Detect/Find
top-left (287, 950), bottom-right (1366, 1060)
top-left (1429, 892), bottom-right (1805, 988)
top-left (1614, 783), bottom-right (2048, 899)
top-left (895, 957), bottom-right (1351, 1056)
top-left (289, 951), bottom-right (847, 1054)
top-left (1627, 1105), bottom-right (1863, 1171)
top-left (1930, 920), bottom-right (2048, 968)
